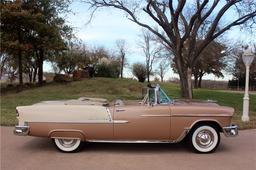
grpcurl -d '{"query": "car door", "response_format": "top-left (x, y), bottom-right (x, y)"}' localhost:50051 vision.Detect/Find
top-left (113, 104), bottom-right (171, 141)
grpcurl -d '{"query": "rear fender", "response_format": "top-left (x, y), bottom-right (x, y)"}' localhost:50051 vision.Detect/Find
top-left (48, 129), bottom-right (85, 141)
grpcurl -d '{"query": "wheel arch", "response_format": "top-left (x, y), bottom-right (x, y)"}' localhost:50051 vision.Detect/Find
top-left (189, 120), bottom-right (223, 134)
top-left (48, 129), bottom-right (86, 141)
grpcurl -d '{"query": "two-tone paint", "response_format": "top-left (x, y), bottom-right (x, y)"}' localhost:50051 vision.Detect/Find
top-left (15, 103), bottom-right (235, 143)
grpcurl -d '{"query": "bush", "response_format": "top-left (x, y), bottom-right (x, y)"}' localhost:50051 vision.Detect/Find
top-left (95, 62), bottom-right (120, 78)
top-left (132, 63), bottom-right (147, 83)
top-left (73, 70), bottom-right (82, 81)
top-left (53, 74), bottom-right (72, 82)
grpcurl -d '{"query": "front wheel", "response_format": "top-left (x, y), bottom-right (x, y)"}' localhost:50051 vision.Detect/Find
top-left (189, 125), bottom-right (220, 153)
top-left (54, 138), bottom-right (82, 152)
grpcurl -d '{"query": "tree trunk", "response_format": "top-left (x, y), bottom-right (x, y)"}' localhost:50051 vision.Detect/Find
top-left (0, 56), bottom-right (7, 79)
top-left (17, 28), bottom-right (23, 90)
top-left (18, 49), bottom-right (23, 86)
top-left (120, 55), bottom-right (124, 78)
top-left (178, 68), bottom-right (193, 99)
top-left (194, 73), bottom-right (198, 89)
top-left (187, 68), bottom-right (193, 98)
top-left (33, 67), bottom-right (37, 83)
top-left (146, 65), bottom-right (150, 83)
top-left (29, 69), bottom-right (32, 83)
top-left (198, 74), bottom-right (203, 88)
top-left (147, 71), bottom-right (150, 83)
top-left (175, 53), bottom-right (193, 99)
top-left (38, 49), bottom-right (44, 86)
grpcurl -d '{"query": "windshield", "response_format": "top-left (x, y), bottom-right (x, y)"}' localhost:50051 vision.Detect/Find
top-left (142, 86), bottom-right (172, 105)
top-left (158, 88), bottom-right (172, 104)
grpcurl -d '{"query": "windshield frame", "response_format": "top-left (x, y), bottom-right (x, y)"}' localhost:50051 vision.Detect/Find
top-left (142, 85), bottom-right (173, 105)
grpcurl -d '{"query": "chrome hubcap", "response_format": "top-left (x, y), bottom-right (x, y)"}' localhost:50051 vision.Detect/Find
top-left (196, 130), bottom-right (214, 148)
top-left (59, 139), bottom-right (77, 148)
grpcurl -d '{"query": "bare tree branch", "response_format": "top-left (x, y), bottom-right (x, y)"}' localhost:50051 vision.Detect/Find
top-left (85, 0), bottom-right (256, 98)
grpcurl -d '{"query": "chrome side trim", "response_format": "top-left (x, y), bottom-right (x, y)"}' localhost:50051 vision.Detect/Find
top-left (14, 125), bottom-right (30, 136)
top-left (171, 128), bottom-right (190, 143)
top-left (223, 124), bottom-right (238, 137)
top-left (86, 128), bottom-right (191, 144)
top-left (113, 120), bottom-right (129, 124)
top-left (51, 137), bottom-right (80, 140)
top-left (140, 114), bottom-right (171, 117)
top-left (116, 109), bottom-right (126, 112)
top-left (48, 129), bottom-right (85, 140)
top-left (27, 120), bottom-right (128, 124)
top-left (171, 114), bottom-right (230, 117)
top-left (188, 119), bottom-right (223, 130)
top-left (87, 140), bottom-right (170, 143)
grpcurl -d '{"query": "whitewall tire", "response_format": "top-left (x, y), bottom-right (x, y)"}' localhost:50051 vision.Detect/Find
top-left (54, 138), bottom-right (82, 152)
top-left (189, 125), bottom-right (220, 153)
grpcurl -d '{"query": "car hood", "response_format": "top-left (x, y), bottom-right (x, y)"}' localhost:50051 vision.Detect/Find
top-left (173, 99), bottom-right (219, 106)
top-left (171, 100), bottom-right (234, 117)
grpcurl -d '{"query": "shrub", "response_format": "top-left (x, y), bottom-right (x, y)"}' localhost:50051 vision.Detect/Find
top-left (95, 62), bottom-right (120, 78)
top-left (132, 63), bottom-right (147, 83)
top-left (73, 70), bottom-right (82, 81)
top-left (53, 74), bottom-right (72, 82)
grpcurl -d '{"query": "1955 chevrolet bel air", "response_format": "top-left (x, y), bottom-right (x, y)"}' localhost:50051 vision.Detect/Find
top-left (14, 84), bottom-right (238, 153)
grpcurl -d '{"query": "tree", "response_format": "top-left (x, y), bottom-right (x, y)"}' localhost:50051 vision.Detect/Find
top-left (132, 62), bottom-right (147, 82)
top-left (1, 0), bottom-right (35, 87)
top-left (229, 55), bottom-right (256, 89)
top-left (138, 29), bottom-right (162, 82)
top-left (87, 0), bottom-right (256, 98)
top-left (28, 0), bottom-right (71, 85)
top-left (156, 60), bottom-right (169, 82)
top-left (193, 41), bottom-right (226, 88)
top-left (0, 53), bottom-right (8, 79)
top-left (0, 0), bottom-right (71, 88)
top-left (116, 39), bottom-right (127, 78)
top-left (0, 53), bottom-right (17, 83)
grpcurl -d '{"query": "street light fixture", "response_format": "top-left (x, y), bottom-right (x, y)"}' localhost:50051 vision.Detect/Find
top-left (241, 45), bottom-right (255, 122)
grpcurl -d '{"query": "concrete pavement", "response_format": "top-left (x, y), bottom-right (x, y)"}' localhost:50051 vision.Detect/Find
top-left (1, 127), bottom-right (256, 170)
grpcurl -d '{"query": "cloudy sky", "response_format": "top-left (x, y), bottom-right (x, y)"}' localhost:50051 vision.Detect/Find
top-left (45, 1), bottom-right (256, 81)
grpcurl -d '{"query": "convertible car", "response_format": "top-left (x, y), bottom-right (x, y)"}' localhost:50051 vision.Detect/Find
top-left (14, 84), bottom-right (238, 153)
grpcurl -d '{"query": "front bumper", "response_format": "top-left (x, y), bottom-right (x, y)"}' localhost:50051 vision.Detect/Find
top-left (223, 124), bottom-right (238, 137)
top-left (14, 125), bottom-right (30, 136)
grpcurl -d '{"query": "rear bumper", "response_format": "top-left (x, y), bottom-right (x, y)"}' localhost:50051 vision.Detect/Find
top-left (14, 126), bottom-right (30, 136)
top-left (223, 124), bottom-right (238, 137)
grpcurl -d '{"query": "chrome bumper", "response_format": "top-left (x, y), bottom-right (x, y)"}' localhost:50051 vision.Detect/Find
top-left (223, 124), bottom-right (238, 137)
top-left (14, 125), bottom-right (30, 136)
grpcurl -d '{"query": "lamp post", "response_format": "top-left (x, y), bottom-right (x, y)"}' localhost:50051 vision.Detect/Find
top-left (242, 45), bottom-right (255, 122)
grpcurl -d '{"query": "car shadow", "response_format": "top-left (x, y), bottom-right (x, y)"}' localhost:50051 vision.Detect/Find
top-left (22, 138), bottom-right (55, 151)
top-left (83, 142), bottom-right (189, 154)
top-left (22, 138), bottom-right (190, 153)
top-left (21, 137), bottom-right (231, 154)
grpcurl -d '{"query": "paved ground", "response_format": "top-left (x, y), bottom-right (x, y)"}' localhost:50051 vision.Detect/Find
top-left (1, 127), bottom-right (256, 170)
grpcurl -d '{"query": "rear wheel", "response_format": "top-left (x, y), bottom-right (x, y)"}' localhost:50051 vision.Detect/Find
top-left (54, 138), bottom-right (82, 152)
top-left (189, 125), bottom-right (220, 153)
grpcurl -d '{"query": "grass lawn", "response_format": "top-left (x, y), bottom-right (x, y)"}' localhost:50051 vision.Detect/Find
top-left (1, 77), bottom-right (255, 129)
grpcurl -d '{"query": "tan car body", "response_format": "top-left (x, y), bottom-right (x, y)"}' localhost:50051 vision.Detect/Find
top-left (16, 101), bottom-right (234, 143)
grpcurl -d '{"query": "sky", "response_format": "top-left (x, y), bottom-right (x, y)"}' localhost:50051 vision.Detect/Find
top-left (45, 1), bottom-right (256, 81)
